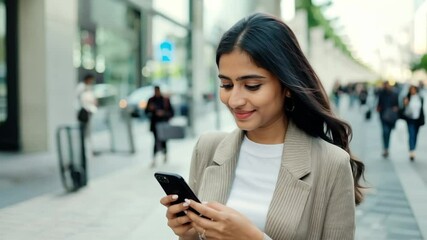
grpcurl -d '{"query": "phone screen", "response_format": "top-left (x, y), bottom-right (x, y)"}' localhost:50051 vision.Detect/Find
top-left (154, 171), bottom-right (202, 217)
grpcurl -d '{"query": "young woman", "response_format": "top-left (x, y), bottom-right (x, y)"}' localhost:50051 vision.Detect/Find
top-left (160, 13), bottom-right (364, 240)
top-left (402, 85), bottom-right (425, 161)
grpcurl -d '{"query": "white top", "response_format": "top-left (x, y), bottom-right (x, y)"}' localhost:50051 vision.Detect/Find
top-left (76, 82), bottom-right (98, 113)
top-left (405, 94), bottom-right (422, 120)
top-left (226, 135), bottom-right (283, 231)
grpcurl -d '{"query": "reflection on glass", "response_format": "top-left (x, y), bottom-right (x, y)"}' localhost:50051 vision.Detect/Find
top-left (148, 16), bottom-right (190, 117)
top-left (81, 30), bottom-right (96, 70)
top-left (73, 33), bottom-right (81, 68)
top-left (151, 16), bottom-right (188, 95)
top-left (0, 2), bottom-right (6, 123)
top-left (91, 0), bottom-right (140, 99)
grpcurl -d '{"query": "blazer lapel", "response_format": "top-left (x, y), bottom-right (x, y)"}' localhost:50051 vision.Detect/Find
top-left (197, 122), bottom-right (312, 239)
top-left (265, 121), bottom-right (312, 239)
top-left (198, 129), bottom-right (243, 204)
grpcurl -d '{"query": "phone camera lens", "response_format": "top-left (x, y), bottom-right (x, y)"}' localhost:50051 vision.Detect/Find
top-left (158, 176), bottom-right (169, 183)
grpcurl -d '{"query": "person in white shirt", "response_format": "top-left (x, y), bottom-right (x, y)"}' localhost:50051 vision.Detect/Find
top-left (76, 74), bottom-right (98, 117)
top-left (402, 84), bottom-right (425, 161)
top-left (76, 74), bottom-right (98, 156)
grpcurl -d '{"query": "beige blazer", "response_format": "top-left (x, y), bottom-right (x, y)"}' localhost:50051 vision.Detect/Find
top-left (187, 121), bottom-right (355, 240)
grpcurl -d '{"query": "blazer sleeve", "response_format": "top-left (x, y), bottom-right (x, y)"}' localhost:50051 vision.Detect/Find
top-left (321, 157), bottom-right (355, 240)
top-left (179, 133), bottom-right (227, 240)
top-left (188, 137), bottom-right (201, 193)
top-left (187, 132), bottom-right (228, 194)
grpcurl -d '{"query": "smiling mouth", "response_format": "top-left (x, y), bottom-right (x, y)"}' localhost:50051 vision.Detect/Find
top-left (233, 110), bottom-right (255, 120)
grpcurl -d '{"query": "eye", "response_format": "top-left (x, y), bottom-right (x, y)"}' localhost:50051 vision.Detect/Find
top-left (245, 84), bottom-right (261, 91)
top-left (220, 84), bottom-right (233, 90)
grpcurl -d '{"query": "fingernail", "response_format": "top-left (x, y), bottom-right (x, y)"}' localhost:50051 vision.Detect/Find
top-left (172, 195), bottom-right (178, 200)
top-left (183, 201), bottom-right (189, 207)
top-left (202, 201), bottom-right (208, 205)
top-left (184, 210), bottom-right (188, 214)
top-left (184, 199), bottom-right (191, 204)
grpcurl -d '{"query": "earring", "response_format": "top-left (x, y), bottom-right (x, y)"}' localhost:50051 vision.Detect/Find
top-left (285, 97), bottom-right (295, 112)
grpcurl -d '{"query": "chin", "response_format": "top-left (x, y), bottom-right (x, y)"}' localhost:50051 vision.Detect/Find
top-left (234, 121), bottom-right (256, 131)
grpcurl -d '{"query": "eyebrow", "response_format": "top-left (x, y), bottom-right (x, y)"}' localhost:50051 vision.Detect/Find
top-left (218, 74), bottom-right (266, 81)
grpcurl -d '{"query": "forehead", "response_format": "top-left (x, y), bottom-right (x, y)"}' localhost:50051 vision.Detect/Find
top-left (218, 50), bottom-right (267, 74)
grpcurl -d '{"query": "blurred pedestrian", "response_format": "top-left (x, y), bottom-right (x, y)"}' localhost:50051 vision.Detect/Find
top-left (160, 13), bottom-right (364, 240)
top-left (401, 85), bottom-right (425, 161)
top-left (145, 86), bottom-right (174, 168)
top-left (76, 74), bottom-right (98, 155)
top-left (358, 83), bottom-right (368, 107)
top-left (347, 83), bottom-right (358, 109)
top-left (332, 79), bottom-right (343, 111)
top-left (376, 81), bottom-right (399, 158)
top-left (76, 74), bottom-right (98, 121)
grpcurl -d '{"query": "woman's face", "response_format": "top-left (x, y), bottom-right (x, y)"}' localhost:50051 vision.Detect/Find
top-left (218, 50), bottom-right (287, 134)
top-left (409, 86), bottom-right (417, 95)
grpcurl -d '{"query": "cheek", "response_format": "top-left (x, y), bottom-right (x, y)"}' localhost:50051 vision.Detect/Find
top-left (219, 90), bottom-right (229, 105)
top-left (268, 93), bottom-right (285, 112)
top-left (262, 92), bottom-right (283, 107)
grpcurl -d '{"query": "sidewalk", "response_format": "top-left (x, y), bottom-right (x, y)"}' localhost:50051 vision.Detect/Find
top-left (0, 97), bottom-right (426, 240)
top-left (341, 100), bottom-right (427, 239)
top-left (0, 105), bottom-right (235, 240)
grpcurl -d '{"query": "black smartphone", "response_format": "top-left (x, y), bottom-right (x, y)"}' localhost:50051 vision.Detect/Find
top-left (154, 171), bottom-right (202, 217)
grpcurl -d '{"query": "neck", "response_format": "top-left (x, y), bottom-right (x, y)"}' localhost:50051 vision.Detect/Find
top-left (246, 118), bottom-right (288, 144)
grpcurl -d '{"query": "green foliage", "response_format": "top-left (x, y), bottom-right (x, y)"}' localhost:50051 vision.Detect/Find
top-left (411, 54), bottom-right (427, 72)
top-left (296, 0), bottom-right (352, 57)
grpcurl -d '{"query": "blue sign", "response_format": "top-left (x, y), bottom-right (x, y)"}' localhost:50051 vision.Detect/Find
top-left (160, 40), bottom-right (174, 63)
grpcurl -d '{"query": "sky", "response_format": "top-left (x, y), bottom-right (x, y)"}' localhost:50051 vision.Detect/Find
top-left (315, 0), bottom-right (416, 73)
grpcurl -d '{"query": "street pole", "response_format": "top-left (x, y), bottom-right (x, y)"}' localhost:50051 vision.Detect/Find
top-left (187, 0), bottom-right (204, 136)
top-left (186, 0), bottom-right (194, 134)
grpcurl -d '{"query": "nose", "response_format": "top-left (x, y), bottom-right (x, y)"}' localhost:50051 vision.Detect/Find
top-left (227, 87), bottom-right (246, 109)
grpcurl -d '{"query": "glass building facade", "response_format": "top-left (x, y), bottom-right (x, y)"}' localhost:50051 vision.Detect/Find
top-left (0, 0), bottom-right (279, 151)
top-left (75, 0), bottom-right (191, 99)
top-left (0, 0), bottom-right (18, 150)
top-left (77, 0), bottom-right (142, 98)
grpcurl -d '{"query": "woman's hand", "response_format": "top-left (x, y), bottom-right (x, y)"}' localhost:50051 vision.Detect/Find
top-left (160, 195), bottom-right (197, 239)
top-left (185, 199), bottom-right (264, 240)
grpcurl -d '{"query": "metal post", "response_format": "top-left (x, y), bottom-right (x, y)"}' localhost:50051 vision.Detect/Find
top-left (79, 122), bottom-right (88, 186)
top-left (186, 0), bottom-right (194, 135)
top-left (188, 0), bottom-right (204, 136)
top-left (124, 108), bottom-right (135, 154)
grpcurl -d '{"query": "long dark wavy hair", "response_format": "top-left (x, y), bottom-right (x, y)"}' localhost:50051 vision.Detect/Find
top-left (216, 13), bottom-right (364, 205)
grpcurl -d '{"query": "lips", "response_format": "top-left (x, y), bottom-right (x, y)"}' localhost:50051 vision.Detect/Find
top-left (233, 110), bottom-right (255, 120)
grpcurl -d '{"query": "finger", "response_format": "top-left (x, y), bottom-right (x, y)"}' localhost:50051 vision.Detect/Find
top-left (166, 201), bottom-right (190, 219)
top-left (186, 199), bottom-right (220, 220)
top-left (190, 222), bottom-right (205, 236)
top-left (171, 224), bottom-right (194, 237)
top-left (187, 209), bottom-right (217, 229)
top-left (160, 194), bottom-right (179, 206)
top-left (185, 203), bottom-right (219, 231)
top-left (168, 214), bottom-right (192, 228)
